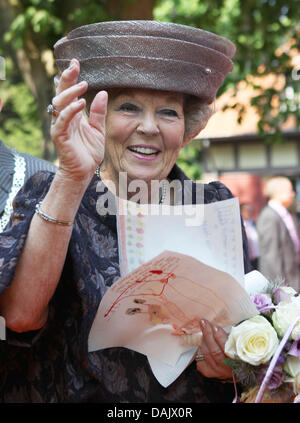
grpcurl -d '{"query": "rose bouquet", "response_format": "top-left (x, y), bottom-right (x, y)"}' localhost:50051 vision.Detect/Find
top-left (224, 279), bottom-right (300, 403)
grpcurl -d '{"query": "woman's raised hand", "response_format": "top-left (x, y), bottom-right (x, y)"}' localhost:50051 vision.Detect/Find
top-left (50, 58), bottom-right (107, 183)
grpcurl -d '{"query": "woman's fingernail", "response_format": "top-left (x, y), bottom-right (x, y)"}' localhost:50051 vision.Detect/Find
top-left (68, 59), bottom-right (77, 70)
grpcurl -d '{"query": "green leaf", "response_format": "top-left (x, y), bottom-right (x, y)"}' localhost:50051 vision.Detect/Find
top-left (222, 357), bottom-right (240, 369)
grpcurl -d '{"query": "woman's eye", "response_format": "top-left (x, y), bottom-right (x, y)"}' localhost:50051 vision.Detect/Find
top-left (118, 103), bottom-right (139, 112)
top-left (159, 109), bottom-right (179, 118)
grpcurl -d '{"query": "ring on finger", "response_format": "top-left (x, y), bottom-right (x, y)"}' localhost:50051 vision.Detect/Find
top-left (47, 104), bottom-right (60, 118)
top-left (195, 352), bottom-right (205, 361)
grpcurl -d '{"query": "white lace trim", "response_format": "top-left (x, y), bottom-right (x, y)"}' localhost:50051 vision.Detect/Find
top-left (0, 153), bottom-right (26, 232)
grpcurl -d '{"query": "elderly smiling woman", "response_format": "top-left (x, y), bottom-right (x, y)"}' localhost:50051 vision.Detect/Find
top-left (0, 21), bottom-right (250, 403)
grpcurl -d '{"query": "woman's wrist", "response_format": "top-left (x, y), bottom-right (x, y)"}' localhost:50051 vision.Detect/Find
top-left (55, 167), bottom-right (95, 188)
top-left (39, 170), bottom-right (91, 223)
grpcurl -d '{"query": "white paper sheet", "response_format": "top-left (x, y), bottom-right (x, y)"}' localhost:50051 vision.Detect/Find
top-left (244, 270), bottom-right (270, 296)
top-left (117, 197), bottom-right (244, 286)
top-left (147, 347), bottom-right (197, 388)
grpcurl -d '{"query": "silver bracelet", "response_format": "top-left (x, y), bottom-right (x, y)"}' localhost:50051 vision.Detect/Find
top-left (35, 201), bottom-right (74, 226)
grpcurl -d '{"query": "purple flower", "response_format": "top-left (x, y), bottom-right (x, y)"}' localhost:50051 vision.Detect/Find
top-left (288, 338), bottom-right (300, 359)
top-left (258, 365), bottom-right (285, 390)
top-left (252, 293), bottom-right (274, 313)
top-left (273, 287), bottom-right (295, 305)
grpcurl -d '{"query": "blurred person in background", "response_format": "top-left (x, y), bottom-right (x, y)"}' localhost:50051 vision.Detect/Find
top-left (256, 176), bottom-right (300, 290)
top-left (0, 97), bottom-right (57, 232)
top-left (240, 202), bottom-right (259, 270)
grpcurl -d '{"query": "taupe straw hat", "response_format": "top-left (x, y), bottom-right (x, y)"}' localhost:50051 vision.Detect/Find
top-left (54, 20), bottom-right (236, 104)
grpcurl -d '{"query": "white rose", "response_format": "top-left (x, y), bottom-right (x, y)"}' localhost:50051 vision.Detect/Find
top-left (280, 287), bottom-right (298, 297)
top-left (225, 315), bottom-right (279, 366)
top-left (272, 298), bottom-right (300, 340)
top-left (284, 356), bottom-right (300, 377)
top-left (284, 356), bottom-right (300, 394)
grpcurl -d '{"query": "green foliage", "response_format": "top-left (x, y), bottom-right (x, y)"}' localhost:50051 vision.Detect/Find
top-left (0, 79), bottom-right (43, 157)
top-left (2, 0), bottom-right (111, 50)
top-left (3, 2), bottom-right (62, 50)
top-left (154, 0), bottom-right (300, 130)
top-left (177, 140), bottom-right (203, 180)
top-left (223, 357), bottom-right (261, 387)
top-left (67, 2), bottom-right (110, 24)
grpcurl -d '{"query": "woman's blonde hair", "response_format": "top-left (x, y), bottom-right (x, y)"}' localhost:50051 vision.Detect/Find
top-left (183, 94), bottom-right (214, 141)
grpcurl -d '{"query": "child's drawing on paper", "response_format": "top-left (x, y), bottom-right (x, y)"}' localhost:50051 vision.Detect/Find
top-left (103, 267), bottom-right (202, 329)
top-left (101, 252), bottom-right (246, 334)
top-left (104, 269), bottom-right (176, 318)
top-left (126, 300), bottom-right (170, 324)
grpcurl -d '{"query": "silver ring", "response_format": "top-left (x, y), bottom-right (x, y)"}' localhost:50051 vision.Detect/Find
top-left (47, 104), bottom-right (59, 118)
top-left (195, 352), bottom-right (205, 361)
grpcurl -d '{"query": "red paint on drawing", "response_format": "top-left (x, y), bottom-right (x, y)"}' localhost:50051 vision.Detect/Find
top-left (104, 270), bottom-right (176, 318)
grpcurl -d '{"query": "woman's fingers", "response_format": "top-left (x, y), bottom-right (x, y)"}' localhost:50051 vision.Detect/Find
top-left (56, 58), bottom-right (80, 96)
top-left (51, 98), bottom-right (86, 143)
top-left (195, 319), bottom-right (232, 379)
top-left (52, 81), bottom-right (88, 113)
top-left (197, 320), bottom-right (225, 372)
top-left (88, 91), bottom-right (108, 134)
top-left (212, 325), bottom-right (229, 351)
top-left (50, 59), bottom-right (83, 126)
top-left (196, 350), bottom-right (228, 378)
top-left (201, 319), bottom-right (228, 351)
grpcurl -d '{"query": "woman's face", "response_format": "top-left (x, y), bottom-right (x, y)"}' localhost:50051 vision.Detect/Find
top-left (102, 88), bottom-right (186, 185)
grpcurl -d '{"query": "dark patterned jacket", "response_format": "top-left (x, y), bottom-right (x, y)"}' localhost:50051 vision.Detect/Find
top-left (0, 140), bottom-right (57, 232)
top-left (0, 164), bottom-right (250, 403)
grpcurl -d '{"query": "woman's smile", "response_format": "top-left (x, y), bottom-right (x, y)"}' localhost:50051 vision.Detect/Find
top-left (127, 144), bottom-right (161, 161)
